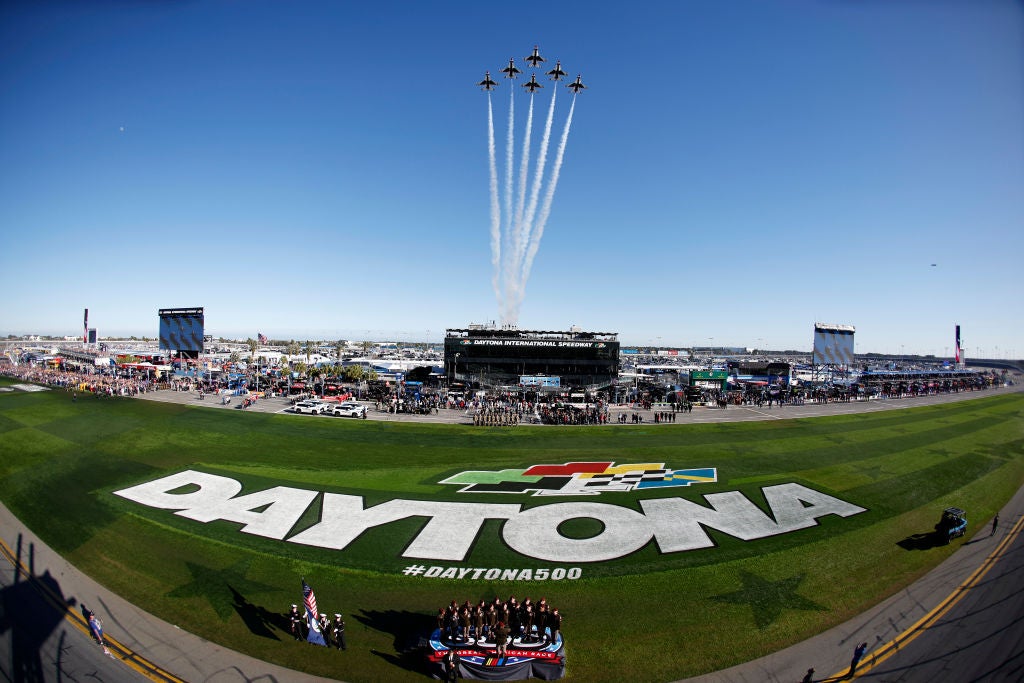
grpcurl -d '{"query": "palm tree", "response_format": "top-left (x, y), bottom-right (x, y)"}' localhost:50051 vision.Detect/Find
top-left (246, 338), bottom-right (264, 392)
top-left (334, 339), bottom-right (345, 361)
top-left (304, 340), bottom-right (314, 363)
top-left (308, 366), bottom-right (322, 396)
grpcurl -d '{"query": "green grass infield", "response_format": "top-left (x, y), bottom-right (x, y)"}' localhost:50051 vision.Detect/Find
top-left (1, 380), bottom-right (1022, 682)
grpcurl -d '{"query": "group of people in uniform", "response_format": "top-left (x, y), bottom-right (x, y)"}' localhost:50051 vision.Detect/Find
top-left (288, 604), bottom-right (346, 650)
top-left (437, 596), bottom-right (562, 654)
top-left (472, 409), bottom-right (520, 426)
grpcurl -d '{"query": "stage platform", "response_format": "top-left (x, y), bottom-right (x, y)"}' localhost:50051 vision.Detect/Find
top-left (427, 628), bottom-right (565, 680)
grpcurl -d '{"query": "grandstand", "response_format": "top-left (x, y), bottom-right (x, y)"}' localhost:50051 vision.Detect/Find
top-left (852, 367), bottom-right (990, 393)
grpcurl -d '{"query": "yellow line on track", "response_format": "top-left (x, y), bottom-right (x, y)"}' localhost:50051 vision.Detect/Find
top-left (0, 535), bottom-right (187, 683)
top-left (827, 514), bottom-right (1024, 681)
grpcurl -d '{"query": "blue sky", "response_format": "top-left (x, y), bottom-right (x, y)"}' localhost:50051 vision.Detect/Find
top-left (1, 1), bottom-right (1021, 357)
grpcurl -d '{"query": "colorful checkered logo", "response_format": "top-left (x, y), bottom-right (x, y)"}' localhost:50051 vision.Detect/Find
top-left (440, 462), bottom-right (717, 496)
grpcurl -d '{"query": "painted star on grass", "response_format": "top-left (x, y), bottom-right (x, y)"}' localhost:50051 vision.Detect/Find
top-left (712, 571), bottom-right (826, 629)
top-left (850, 462), bottom-right (888, 481)
top-left (166, 559), bottom-right (281, 620)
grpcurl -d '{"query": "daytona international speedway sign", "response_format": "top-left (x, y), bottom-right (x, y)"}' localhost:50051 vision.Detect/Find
top-left (459, 339), bottom-right (606, 348)
top-left (114, 463), bottom-right (866, 567)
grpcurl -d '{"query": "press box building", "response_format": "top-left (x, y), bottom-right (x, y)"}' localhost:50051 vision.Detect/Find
top-left (444, 326), bottom-right (620, 391)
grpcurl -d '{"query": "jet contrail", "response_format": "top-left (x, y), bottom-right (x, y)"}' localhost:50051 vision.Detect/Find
top-left (487, 95), bottom-right (502, 309)
top-left (502, 84), bottom-right (515, 322)
top-left (519, 86), bottom-right (557, 278)
top-left (512, 92), bottom-right (535, 271)
top-left (515, 94), bottom-right (576, 318)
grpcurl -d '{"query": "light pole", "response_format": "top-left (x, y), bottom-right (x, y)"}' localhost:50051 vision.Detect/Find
top-left (453, 353), bottom-right (461, 387)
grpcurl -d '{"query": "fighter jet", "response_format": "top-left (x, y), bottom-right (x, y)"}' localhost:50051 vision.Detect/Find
top-left (566, 74), bottom-right (587, 93)
top-left (546, 60), bottom-right (567, 81)
top-left (500, 58), bottom-right (522, 79)
top-left (525, 45), bottom-right (546, 68)
top-left (522, 74), bottom-right (543, 93)
top-left (477, 71), bottom-right (498, 91)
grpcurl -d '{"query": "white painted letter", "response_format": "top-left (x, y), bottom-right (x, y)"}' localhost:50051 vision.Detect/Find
top-left (113, 470), bottom-right (242, 511)
top-left (502, 502), bottom-right (652, 562)
top-left (762, 483), bottom-right (866, 530)
top-left (176, 486), bottom-right (318, 539)
top-left (642, 491), bottom-right (785, 552)
top-left (289, 495), bottom-right (519, 561)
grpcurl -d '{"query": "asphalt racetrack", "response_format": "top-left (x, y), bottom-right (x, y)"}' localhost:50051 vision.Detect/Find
top-left (850, 512), bottom-right (1024, 683)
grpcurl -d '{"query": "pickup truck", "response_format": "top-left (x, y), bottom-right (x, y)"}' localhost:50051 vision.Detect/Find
top-left (935, 507), bottom-right (967, 544)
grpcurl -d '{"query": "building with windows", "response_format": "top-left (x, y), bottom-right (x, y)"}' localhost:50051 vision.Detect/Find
top-left (444, 326), bottom-right (620, 391)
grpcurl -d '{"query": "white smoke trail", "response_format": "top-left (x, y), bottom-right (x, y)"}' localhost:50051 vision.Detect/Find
top-left (487, 95), bottom-right (501, 310)
top-left (519, 86), bottom-right (557, 278)
top-left (514, 94), bottom-right (576, 318)
top-left (512, 93), bottom-right (535, 272)
top-left (501, 84), bottom-right (516, 323)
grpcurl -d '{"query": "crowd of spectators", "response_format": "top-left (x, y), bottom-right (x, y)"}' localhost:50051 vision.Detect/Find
top-left (0, 364), bottom-right (156, 397)
top-left (3, 357), bottom-right (1003, 427)
top-left (535, 404), bottom-right (607, 425)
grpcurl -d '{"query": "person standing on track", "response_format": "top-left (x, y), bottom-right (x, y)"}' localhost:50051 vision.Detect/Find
top-left (848, 642), bottom-right (868, 677)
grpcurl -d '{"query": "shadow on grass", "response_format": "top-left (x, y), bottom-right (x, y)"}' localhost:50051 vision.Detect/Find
top-left (229, 586), bottom-right (283, 640)
top-left (356, 609), bottom-right (435, 674)
top-left (896, 531), bottom-right (946, 551)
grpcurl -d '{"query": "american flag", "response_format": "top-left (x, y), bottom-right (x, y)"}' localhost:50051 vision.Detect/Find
top-left (258, 332), bottom-right (268, 345)
top-left (302, 579), bottom-right (319, 620)
top-left (302, 579), bottom-right (327, 646)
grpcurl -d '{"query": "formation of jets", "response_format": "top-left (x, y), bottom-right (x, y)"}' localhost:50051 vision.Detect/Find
top-left (479, 46), bottom-right (586, 94)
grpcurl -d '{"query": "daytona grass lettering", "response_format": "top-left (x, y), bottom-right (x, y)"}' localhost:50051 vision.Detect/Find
top-left (402, 565), bottom-right (582, 580)
top-left (113, 470), bottom-right (866, 564)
